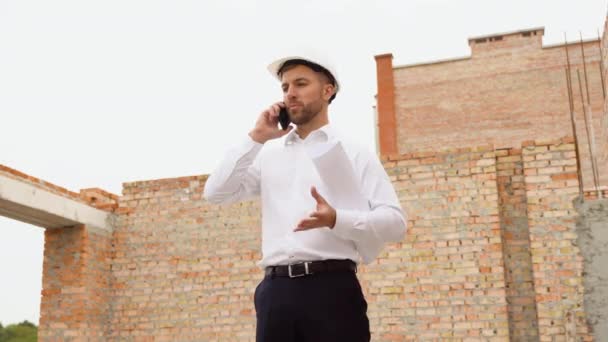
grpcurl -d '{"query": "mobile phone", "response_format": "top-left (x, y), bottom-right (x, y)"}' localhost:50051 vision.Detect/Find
top-left (278, 106), bottom-right (290, 130)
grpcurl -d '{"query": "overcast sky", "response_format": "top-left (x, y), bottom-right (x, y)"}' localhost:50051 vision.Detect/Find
top-left (1, 0), bottom-right (606, 326)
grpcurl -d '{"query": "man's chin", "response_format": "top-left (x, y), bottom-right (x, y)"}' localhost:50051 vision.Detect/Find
top-left (289, 113), bottom-right (303, 125)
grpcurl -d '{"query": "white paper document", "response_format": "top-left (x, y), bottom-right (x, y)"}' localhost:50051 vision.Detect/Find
top-left (306, 140), bottom-right (384, 263)
top-left (306, 140), bottom-right (368, 210)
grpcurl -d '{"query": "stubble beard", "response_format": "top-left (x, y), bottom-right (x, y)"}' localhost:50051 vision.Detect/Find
top-left (288, 98), bottom-right (324, 126)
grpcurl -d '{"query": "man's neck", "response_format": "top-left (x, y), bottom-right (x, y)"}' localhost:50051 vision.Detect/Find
top-left (295, 109), bottom-right (329, 140)
top-left (296, 119), bottom-right (329, 140)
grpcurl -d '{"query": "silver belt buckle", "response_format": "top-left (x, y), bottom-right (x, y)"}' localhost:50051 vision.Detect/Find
top-left (288, 262), bottom-right (311, 278)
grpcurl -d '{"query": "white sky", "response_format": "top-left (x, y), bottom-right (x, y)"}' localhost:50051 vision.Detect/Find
top-left (1, 0), bottom-right (606, 326)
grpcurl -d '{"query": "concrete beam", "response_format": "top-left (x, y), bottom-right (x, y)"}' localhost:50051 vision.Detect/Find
top-left (0, 174), bottom-right (113, 231)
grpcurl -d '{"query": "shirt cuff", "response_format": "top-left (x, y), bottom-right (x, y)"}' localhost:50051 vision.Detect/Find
top-left (331, 209), bottom-right (361, 241)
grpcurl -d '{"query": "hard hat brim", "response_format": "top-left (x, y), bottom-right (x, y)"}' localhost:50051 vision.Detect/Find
top-left (267, 55), bottom-right (340, 93)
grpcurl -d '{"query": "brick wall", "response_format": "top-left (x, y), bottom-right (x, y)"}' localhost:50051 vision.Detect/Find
top-left (522, 137), bottom-right (591, 340)
top-left (109, 176), bottom-right (262, 341)
top-left (375, 145), bottom-right (511, 340)
top-left (379, 31), bottom-right (607, 191)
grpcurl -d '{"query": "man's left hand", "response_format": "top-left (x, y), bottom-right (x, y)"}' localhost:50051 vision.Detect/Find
top-left (294, 186), bottom-right (336, 231)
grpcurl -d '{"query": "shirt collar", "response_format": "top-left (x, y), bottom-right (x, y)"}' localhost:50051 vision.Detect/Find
top-left (284, 124), bottom-right (336, 146)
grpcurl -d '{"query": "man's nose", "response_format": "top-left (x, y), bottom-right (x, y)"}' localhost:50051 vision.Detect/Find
top-left (285, 86), bottom-right (297, 98)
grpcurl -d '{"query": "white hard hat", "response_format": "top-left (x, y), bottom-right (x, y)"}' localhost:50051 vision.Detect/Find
top-left (267, 53), bottom-right (340, 94)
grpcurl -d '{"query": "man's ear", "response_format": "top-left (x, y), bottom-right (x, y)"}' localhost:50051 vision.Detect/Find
top-left (323, 84), bottom-right (335, 101)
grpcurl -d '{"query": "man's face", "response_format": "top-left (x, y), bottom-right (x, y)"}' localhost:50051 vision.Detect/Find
top-left (280, 64), bottom-right (330, 126)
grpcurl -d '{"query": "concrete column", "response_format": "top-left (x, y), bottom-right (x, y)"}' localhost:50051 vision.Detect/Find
top-left (575, 198), bottom-right (608, 341)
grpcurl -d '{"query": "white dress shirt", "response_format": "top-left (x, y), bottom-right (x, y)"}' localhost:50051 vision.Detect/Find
top-left (203, 124), bottom-right (407, 268)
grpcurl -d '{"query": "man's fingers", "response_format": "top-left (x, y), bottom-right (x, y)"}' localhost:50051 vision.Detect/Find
top-left (271, 104), bottom-right (281, 117)
top-left (302, 216), bottom-right (319, 225)
top-left (263, 109), bottom-right (282, 130)
top-left (295, 187), bottom-right (333, 231)
top-left (311, 186), bottom-right (318, 198)
top-left (310, 186), bottom-right (327, 204)
top-left (263, 110), bottom-right (276, 124)
top-left (271, 102), bottom-right (285, 116)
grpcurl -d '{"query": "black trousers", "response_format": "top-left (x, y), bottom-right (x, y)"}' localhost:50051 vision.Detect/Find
top-left (254, 269), bottom-right (370, 342)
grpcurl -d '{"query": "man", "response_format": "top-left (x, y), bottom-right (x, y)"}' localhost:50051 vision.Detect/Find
top-left (203, 53), bottom-right (407, 342)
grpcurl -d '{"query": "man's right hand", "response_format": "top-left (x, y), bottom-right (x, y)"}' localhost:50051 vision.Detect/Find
top-left (248, 102), bottom-right (293, 144)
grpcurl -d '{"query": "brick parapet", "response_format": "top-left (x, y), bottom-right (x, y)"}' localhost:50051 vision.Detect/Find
top-left (468, 28), bottom-right (544, 58)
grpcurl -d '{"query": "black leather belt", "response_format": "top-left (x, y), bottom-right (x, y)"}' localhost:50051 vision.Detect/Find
top-left (265, 259), bottom-right (357, 278)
